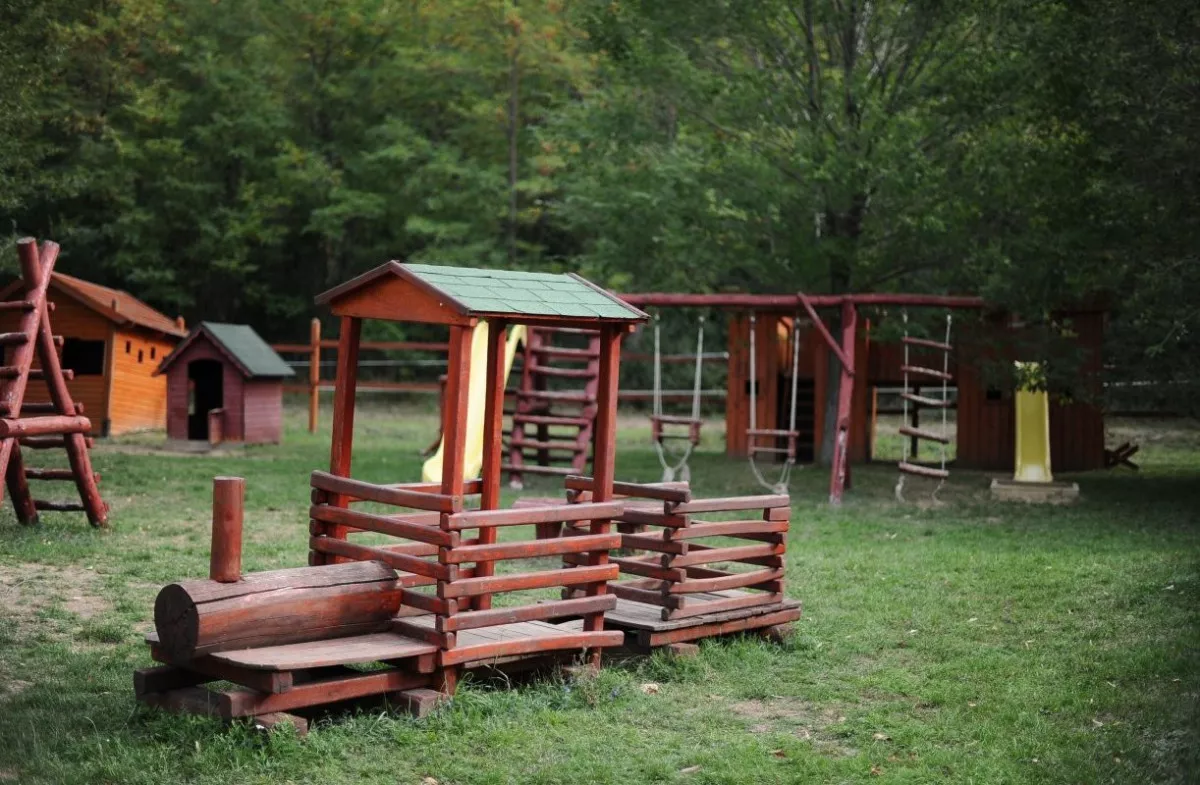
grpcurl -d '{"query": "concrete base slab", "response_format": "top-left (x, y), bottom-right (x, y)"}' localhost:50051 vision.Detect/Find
top-left (989, 478), bottom-right (1080, 504)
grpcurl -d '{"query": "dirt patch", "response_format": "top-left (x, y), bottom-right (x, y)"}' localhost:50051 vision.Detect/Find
top-left (0, 769), bottom-right (20, 782)
top-left (730, 698), bottom-right (857, 756)
top-left (0, 562), bottom-right (110, 630)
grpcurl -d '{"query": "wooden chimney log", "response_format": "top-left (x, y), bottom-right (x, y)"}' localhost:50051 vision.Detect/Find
top-left (209, 477), bottom-right (244, 583)
top-left (153, 561), bottom-right (401, 662)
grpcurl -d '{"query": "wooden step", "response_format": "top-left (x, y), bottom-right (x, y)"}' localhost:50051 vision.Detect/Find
top-left (0, 367), bottom-right (75, 381)
top-left (902, 336), bottom-right (952, 352)
top-left (517, 390), bottom-right (594, 404)
top-left (531, 346), bottom-right (598, 360)
top-left (0, 415), bottom-right (91, 438)
top-left (0, 333), bottom-right (29, 346)
top-left (901, 392), bottom-right (952, 409)
top-left (501, 463), bottom-right (577, 476)
top-left (33, 499), bottom-right (86, 512)
top-left (511, 413), bottom-right (590, 427)
top-left (898, 426), bottom-right (950, 445)
top-left (508, 438), bottom-right (583, 451)
top-left (901, 364), bottom-right (952, 381)
top-left (25, 468), bottom-right (81, 481)
top-left (0, 300), bottom-right (37, 312)
top-left (530, 365), bottom-right (595, 379)
top-left (651, 415), bottom-right (701, 426)
top-left (898, 462), bottom-right (949, 479)
top-left (747, 428), bottom-right (800, 438)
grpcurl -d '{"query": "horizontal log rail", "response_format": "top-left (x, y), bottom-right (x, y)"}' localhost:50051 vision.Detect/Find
top-left (311, 471), bottom-right (460, 513)
top-left (439, 595), bottom-right (617, 633)
top-left (308, 537), bottom-right (451, 581)
top-left (309, 504), bottom-right (456, 547)
top-left (444, 501), bottom-right (623, 530)
top-left (565, 475), bottom-right (692, 503)
top-left (439, 563), bottom-right (618, 599)
top-left (440, 630), bottom-right (625, 666)
top-left (668, 542), bottom-right (785, 567)
top-left (666, 519), bottom-right (788, 541)
top-left (669, 495), bottom-right (789, 514)
top-left (668, 567), bottom-right (784, 594)
top-left (441, 532), bottom-right (619, 564)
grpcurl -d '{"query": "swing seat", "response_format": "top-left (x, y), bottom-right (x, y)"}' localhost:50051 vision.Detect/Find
top-left (651, 415), bottom-right (702, 447)
top-left (747, 429), bottom-right (799, 461)
top-left (898, 462), bottom-right (949, 479)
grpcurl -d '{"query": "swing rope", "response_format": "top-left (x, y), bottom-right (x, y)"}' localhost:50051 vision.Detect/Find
top-left (748, 312), bottom-right (802, 494)
top-left (652, 314), bottom-right (705, 483)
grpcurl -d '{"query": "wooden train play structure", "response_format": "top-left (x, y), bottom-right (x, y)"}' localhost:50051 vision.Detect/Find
top-left (135, 262), bottom-right (801, 733)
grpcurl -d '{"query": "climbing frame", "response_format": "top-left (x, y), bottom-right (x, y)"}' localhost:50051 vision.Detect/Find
top-left (0, 239), bottom-right (107, 526)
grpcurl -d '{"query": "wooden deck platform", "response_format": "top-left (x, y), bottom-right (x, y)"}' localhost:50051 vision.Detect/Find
top-left (604, 590), bottom-right (801, 649)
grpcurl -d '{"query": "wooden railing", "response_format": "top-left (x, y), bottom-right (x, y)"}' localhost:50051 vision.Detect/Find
top-left (308, 471), bottom-right (626, 666)
top-left (562, 476), bottom-right (790, 621)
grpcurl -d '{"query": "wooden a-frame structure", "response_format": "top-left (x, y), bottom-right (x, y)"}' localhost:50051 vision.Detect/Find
top-left (0, 240), bottom-right (107, 526)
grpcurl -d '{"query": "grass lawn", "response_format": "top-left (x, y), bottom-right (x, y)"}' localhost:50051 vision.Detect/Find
top-left (0, 401), bottom-right (1196, 784)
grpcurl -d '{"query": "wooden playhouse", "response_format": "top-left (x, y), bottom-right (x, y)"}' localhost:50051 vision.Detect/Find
top-left (157, 323), bottom-right (294, 445)
top-left (0, 271), bottom-right (187, 435)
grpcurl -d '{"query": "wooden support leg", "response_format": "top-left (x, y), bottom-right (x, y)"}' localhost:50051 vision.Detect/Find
top-left (251, 712), bottom-right (309, 736)
top-left (5, 444), bottom-right (37, 525)
top-left (392, 688), bottom-right (445, 718)
top-left (665, 642), bottom-right (700, 659)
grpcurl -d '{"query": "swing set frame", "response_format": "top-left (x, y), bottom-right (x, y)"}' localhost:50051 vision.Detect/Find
top-left (622, 291), bottom-right (984, 504)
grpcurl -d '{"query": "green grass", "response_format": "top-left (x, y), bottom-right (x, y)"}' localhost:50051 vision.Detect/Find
top-left (0, 400), bottom-right (1196, 784)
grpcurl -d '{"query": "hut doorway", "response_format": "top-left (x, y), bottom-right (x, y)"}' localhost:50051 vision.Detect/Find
top-left (187, 359), bottom-right (223, 440)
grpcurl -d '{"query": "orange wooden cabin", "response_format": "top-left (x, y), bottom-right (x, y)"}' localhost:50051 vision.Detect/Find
top-left (0, 272), bottom-right (187, 436)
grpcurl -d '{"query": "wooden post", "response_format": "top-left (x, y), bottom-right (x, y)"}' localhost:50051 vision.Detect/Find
top-left (476, 320), bottom-right (508, 611)
top-left (308, 318), bottom-right (321, 433)
top-left (829, 301), bottom-right (857, 504)
top-left (910, 385), bottom-right (920, 460)
top-left (583, 325), bottom-right (622, 666)
top-left (313, 316), bottom-right (360, 565)
top-left (436, 322), bottom-right (475, 695)
top-left (209, 477), bottom-right (244, 583)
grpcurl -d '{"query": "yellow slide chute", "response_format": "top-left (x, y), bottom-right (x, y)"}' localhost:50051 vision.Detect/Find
top-left (421, 321), bottom-right (526, 484)
top-left (1012, 361), bottom-right (1053, 483)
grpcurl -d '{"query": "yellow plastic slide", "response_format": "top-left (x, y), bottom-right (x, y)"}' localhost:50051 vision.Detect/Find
top-left (421, 321), bottom-right (526, 484)
top-left (1013, 361), bottom-right (1053, 483)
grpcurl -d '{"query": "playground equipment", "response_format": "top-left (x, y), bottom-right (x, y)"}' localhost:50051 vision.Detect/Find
top-left (747, 312), bottom-right (804, 494)
top-left (505, 326), bottom-right (601, 487)
top-left (650, 314), bottom-right (706, 483)
top-left (137, 262), bottom-right (649, 729)
top-left (553, 477), bottom-right (800, 649)
top-left (895, 311), bottom-right (955, 501)
top-left (421, 322), bottom-right (525, 483)
top-left (990, 361), bottom-right (1080, 503)
top-left (0, 239), bottom-right (108, 526)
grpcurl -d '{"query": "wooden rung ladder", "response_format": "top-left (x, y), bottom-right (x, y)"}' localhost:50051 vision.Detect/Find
top-left (506, 326), bottom-right (600, 488)
top-left (0, 239), bottom-right (108, 527)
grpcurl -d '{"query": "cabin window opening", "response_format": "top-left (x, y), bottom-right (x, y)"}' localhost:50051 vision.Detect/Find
top-left (150, 347), bottom-right (156, 360)
top-left (61, 339), bottom-right (105, 376)
top-left (137, 349), bottom-right (144, 363)
top-left (986, 386), bottom-right (1004, 402)
top-left (125, 340), bottom-right (131, 354)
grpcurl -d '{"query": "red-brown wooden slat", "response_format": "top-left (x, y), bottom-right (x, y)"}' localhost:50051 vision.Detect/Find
top-left (441, 532), bottom-right (620, 564)
top-left (439, 563), bottom-right (618, 598)
top-left (309, 504), bottom-right (456, 546)
top-left (898, 425), bottom-right (950, 445)
top-left (666, 542), bottom-right (786, 568)
top-left (444, 501), bottom-right (623, 530)
top-left (901, 391), bottom-right (951, 409)
top-left (439, 595), bottom-right (616, 632)
top-left (667, 519), bottom-right (789, 541)
top-left (308, 537), bottom-right (451, 580)
top-left (902, 336), bottom-right (952, 352)
top-left (311, 471), bottom-right (459, 513)
top-left (441, 630), bottom-right (623, 666)
top-left (897, 462), bottom-right (949, 479)
top-left (670, 494), bottom-right (788, 514)
top-left (668, 568), bottom-right (784, 594)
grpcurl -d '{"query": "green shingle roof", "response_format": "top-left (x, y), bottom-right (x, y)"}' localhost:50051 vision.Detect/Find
top-left (315, 261), bottom-right (647, 323)
top-left (403, 264), bottom-right (641, 320)
top-left (200, 323), bottom-right (294, 378)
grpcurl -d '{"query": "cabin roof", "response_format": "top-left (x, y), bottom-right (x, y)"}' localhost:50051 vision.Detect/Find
top-left (157, 322), bottom-right (294, 378)
top-left (316, 262), bottom-right (647, 323)
top-left (0, 271), bottom-right (187, 337)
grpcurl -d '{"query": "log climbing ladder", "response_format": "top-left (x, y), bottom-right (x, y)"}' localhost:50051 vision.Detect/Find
top-left (505, 326), bottom-right (600, 488)
top-left (0, 239), bottom-right (107, 526)
top-left (895, 311), bottom-right (955, 501)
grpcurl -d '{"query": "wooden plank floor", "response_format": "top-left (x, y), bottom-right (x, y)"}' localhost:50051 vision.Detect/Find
top-left (605, 589), bottom-right (801, 632)
top-left (209, 632), bottom-right (438, 672)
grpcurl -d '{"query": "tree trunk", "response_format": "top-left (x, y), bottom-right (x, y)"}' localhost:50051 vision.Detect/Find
top-left (507, 32), bottom-right (521, 267)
